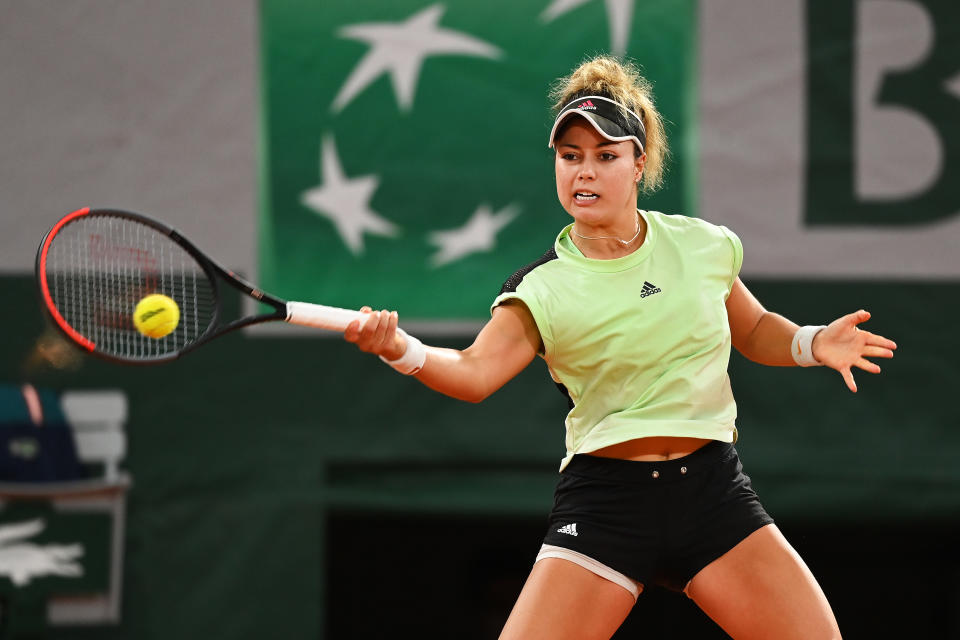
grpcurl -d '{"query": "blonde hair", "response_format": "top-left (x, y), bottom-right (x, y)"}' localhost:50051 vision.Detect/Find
top-left (550, 55), bottom-right (669, 194)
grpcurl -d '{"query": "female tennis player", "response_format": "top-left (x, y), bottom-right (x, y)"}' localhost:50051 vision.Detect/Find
top-left (344, 55), bottom-right (895, 639)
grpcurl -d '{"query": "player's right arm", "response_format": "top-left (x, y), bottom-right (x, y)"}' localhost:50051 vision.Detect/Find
top-left (344, 301), bottom-right (540, 403)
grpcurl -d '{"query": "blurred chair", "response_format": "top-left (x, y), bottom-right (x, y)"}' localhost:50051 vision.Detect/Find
top-left (60, 391), bottom-right (127, 484)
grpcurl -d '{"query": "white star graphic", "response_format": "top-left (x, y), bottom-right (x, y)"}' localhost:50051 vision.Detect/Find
top-left (332, 4), bottom-right (502, 113)
top-left (300, 135), bottom-right (399, 256)
top-left (540, 0), bottom-right (635, 55)
top-left (427, 203), bottom-right (521, 268)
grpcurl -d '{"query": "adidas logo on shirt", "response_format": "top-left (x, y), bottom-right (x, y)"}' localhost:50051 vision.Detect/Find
top-left (557, 523), bottom-right (579, 536)
top-left (640, 281), bottom-right (662, 298)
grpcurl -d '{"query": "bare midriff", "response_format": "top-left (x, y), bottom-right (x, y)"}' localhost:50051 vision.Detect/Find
top-left (589, 436), bottom-right (712, 462)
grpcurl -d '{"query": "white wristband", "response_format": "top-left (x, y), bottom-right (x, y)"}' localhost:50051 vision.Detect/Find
top-left (791, 325), bottom-right (826, 367)
top-left (379, 328), bottom-right (426, 375)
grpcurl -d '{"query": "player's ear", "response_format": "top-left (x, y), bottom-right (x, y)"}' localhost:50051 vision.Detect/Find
top-left (634, 153), bottom-right (646, 184)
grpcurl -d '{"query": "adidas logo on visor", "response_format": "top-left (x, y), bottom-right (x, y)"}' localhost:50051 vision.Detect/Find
top-left (575, 100), bottom-right (597, 110)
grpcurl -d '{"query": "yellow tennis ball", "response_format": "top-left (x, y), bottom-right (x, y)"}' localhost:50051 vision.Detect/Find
top-left (133, 294), bottom-right (180, 339)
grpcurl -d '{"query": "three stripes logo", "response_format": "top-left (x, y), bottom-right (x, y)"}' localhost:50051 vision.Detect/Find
top-left (575, 100), bottom-right (596, 111)
top-left (557, 523), bottom-right (578, 536)
top-left (640, 280), bottom-right (662, 298)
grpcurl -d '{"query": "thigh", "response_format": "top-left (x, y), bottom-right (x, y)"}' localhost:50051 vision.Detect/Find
top-left (499, 558), bottom-right (636, 640)
top-left (686, 524), bottom-right (841, 640)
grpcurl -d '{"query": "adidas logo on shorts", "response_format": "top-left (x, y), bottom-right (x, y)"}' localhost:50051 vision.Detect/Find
top-left (640, 280), bottom-right (662, 298)
top-left (557, 523), bottom-right (579, 536)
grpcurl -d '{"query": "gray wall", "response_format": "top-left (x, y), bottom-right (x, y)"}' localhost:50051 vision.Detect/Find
top-left (0, 0), bottom-right (257, 275)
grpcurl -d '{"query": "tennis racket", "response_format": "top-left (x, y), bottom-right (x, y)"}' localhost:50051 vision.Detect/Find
top-left (36, 207), bottom-right (375, 364)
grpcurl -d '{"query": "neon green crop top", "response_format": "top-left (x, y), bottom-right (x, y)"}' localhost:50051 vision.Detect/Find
top-left (492, 210), bottom-right (742, 470)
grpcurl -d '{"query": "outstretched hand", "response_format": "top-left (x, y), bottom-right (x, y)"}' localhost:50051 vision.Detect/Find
top-left (811, 310), bottom-right (897, 393)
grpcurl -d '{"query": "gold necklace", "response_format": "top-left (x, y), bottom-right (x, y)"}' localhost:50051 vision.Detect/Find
top-left (570, 211), bottom-right (642, 246)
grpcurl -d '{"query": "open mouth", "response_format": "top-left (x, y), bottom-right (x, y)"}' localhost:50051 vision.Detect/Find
top-left (575, 192), bottom-right (599, 201)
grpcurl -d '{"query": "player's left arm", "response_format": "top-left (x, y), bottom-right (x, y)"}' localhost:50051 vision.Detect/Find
top-left (725, 277), bottom-right (897, 392)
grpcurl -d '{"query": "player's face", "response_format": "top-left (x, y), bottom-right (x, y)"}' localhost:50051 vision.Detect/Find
top-left (554, 120), bottom-right (644, 226)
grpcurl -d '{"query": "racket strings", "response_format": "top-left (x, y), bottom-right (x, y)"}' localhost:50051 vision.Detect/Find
top-left (43, 214), bottom-right (217, 359)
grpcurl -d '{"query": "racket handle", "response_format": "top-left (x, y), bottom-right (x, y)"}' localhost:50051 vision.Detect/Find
top-left (285, 301), bottom-right (367, 332)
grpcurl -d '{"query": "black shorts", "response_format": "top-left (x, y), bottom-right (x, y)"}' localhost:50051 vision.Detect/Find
top-left (541, 440), bottom-right (774, 592)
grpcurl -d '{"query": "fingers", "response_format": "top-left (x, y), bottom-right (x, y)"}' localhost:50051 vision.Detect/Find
top-left (846, 309), bottom-right (871, 328)
top-left (370, 309), bottom-right (391, 346)
top-left (862, 345), bottom-right (895, 359)
top-left (343, 308), bottom-right (399, 356)
top-left (343, 307), bottom-right (374, 343)
top-left (854, 357), bottom-right (882, 374)
top-left (846, 310), bottom-right (897, 343)
top-left (862, 331), bottom-right (897, 351)
top-left (387, 310), bottom-right (399, 340)
top-left (840, 367), bottom-right (857, 393)
top-left (384, 311), bottom-right (402, 359)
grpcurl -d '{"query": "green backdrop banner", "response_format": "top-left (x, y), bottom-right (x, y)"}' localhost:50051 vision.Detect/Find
top-left (258, 0), bottom-right (696, 320)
